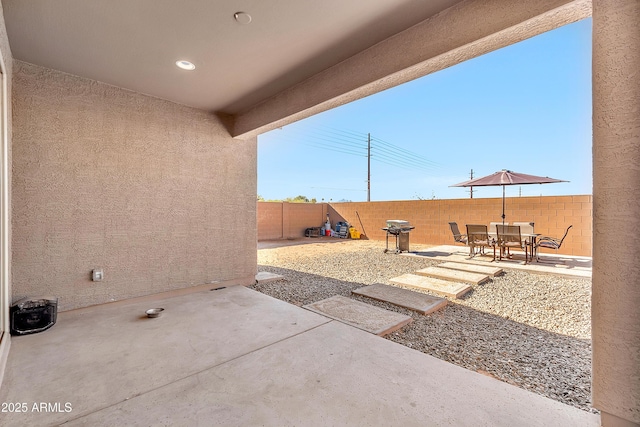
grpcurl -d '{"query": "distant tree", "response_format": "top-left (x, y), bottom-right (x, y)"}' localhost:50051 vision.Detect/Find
top-left (286, 195), bottom-right (310, 203)
top-left (258, 195), bottom-right (317, 203)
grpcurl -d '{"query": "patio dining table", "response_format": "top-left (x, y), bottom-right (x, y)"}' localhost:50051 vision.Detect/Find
top-left (521, 233), bottom-right (541, 263)
top-left (487, 227), bottom-right (540, 263)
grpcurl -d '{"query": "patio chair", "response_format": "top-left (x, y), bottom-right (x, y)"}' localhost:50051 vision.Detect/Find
top-left (496, 224), bottom-right (528, 261)
top-left (513, 222), bottom-right (536, 262)
top-left (448, 222), bottom-right (468, 245)
top-left (513, 221), bottom-right (535, 249)
top-left (465, 224), bottom-right (495, 259)
top-left (488, 222), bottom-right (507, 241)
top-left (513, 221), bottom-right (534, 235)
top-left (534, 225), bottom-right (573, 261)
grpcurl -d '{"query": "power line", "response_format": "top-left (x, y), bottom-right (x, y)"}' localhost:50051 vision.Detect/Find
top-left (269, 132), bottom-right (366, 157)
top-left (370, 136), bottom-right (441, 168)
top-left (369, 147), bottom-right (440, 171)
top-left (284, 128), bottom-right (367, 151)
top-left (266, 123), bottom-right (446, 200)
top-left (276, 123), bottom-right (441, 172)
top-left (294, 123), bottom-right (369, 143)
top-left (299, 123), bottom-right (369, 140)
top-left (369, 154), bottom-right (440, 176)
top-left (293, 123), bottom-right (446, 171)
top-left (298, 141), bottom-right (366, 157)
top-left (370, 145), bottom-right (440, 170)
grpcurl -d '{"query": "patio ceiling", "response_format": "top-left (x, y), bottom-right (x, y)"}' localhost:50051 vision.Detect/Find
top-left (2, 0), bottom-right (461, 114)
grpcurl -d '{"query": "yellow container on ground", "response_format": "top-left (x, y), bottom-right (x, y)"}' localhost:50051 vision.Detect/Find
top-left (349, 228), bottom-right (361, 239)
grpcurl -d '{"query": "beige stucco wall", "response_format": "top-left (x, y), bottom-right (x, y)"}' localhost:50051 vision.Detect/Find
top-left (592, 0), bottom-right (640, 424)
top-left (11, 61), bottom-right (257, 311)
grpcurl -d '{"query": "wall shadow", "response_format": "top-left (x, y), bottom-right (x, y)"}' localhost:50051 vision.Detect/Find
top-left (250, 265), bottom-right (594, 414)
top-left (327, 204), bottom-right (369, 239)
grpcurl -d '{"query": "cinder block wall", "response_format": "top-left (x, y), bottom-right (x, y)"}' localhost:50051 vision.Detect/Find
top-left (332, 196), bottom-right (592, 257)
top-left (258, 196), bottom-right (592, 257)
top-left (12, 62), bottom-right (257, 311)
top-left (257, 202), bottom-right (327, 240)
top-left (257, 203), bottom-right (285, 240)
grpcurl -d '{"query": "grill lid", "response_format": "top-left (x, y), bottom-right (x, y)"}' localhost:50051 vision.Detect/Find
top-left (386, 220), bottom-right (411, 228)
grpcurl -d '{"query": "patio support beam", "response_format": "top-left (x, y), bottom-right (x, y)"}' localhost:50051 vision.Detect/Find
top-left (231, 0), bottom-right (591, 140)
top-left (592, 0), bottom-right (640, 425)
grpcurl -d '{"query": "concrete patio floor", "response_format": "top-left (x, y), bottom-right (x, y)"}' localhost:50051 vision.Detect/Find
top-left (0, 285), bottom-right (599, 426)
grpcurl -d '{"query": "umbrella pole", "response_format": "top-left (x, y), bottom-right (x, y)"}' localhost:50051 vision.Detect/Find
top-left (502, 186), bottom-right (506, 225)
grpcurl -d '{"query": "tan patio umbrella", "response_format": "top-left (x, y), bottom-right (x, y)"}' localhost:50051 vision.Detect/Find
top-left (450, 169), bottom-right (568, 224)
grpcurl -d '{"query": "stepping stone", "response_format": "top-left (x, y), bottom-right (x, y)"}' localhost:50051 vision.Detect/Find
top-left (415, 266), bottom-right (490, 285)
top-left (438, 262), bottom-right (503, 277)
top-left (303, 295), bottom-right (412, 336)
top-left (255, 271), bottom-right (285, 284)
top-left (389, 274), bottom-right (472, 299)
top-left (352, 283), bottom-right (447, 315)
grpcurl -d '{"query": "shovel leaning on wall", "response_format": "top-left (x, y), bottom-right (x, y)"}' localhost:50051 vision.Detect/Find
top-left (355, 211), bottom-right (367, 239)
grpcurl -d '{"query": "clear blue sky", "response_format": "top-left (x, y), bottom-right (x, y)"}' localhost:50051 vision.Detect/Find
top-left (258, 18), bottom-right (592, 203)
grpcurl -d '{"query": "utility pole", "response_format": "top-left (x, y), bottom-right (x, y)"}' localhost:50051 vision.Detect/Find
top-left (469, 169), bottom-right (474, 199)
top-left (367, 133), bottom-right (371, 202)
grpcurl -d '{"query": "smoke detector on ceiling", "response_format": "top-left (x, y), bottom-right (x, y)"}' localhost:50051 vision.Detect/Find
top-left (234, 12), bottom-right (252, 25)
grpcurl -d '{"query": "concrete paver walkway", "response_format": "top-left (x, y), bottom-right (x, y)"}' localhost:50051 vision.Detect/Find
top-left (0, 286), bottom-right (599, 426)
top-left (390, 273), bottom-right (473, 299)
top-left (255, 271), bottom-right (285, 284)
top-left (304, 295), bottom-right (412, 336)
top-left (353, 283), bottom-right (447, 315)
top-left (438, 261), bottom-right (503, 276)
top-left (415, 266), bottom-right (490, 285)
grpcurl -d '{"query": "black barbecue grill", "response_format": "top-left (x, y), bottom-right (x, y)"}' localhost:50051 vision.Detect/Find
top-left (382, 220), bottom-right (414, 253)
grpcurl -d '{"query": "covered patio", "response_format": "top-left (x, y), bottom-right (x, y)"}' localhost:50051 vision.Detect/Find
top-left (0, 1), bottom-right (638, 426)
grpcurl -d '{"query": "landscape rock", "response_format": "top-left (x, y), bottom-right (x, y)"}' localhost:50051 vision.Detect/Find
top-left (250, 240), bottom-right (594, 413)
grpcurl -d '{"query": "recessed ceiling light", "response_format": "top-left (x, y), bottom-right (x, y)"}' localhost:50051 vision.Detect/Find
top-left (234, 12), bottom-right (252, 25)
top-left (175, 60), bottom-right (195, 71)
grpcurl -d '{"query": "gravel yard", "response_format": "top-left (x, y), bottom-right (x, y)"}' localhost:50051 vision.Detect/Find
top-left (250, 239), bottom-right (594, 413)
